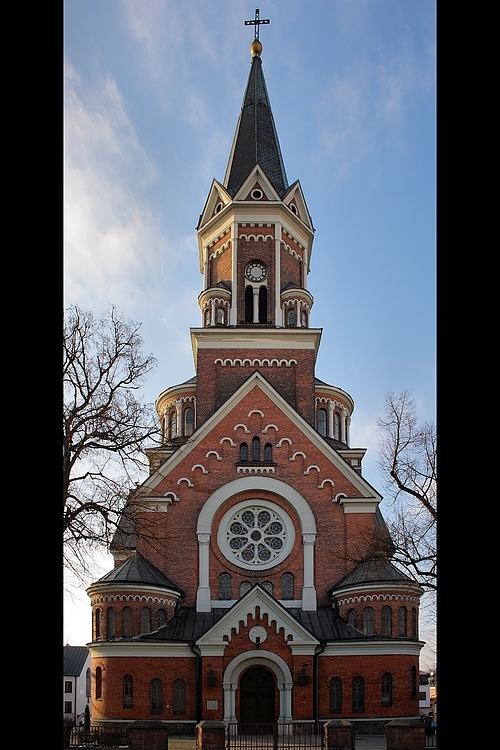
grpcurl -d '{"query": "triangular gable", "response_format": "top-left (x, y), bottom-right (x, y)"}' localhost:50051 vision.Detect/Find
top-left (232, 165), bottom-right (281, 203)
top-left (197, 179), bottom-right (233, 233)
top-left (283, 180), bottom-right (314, 233)
top-left (139, 371), bottom-right (381, 503)
top-left (195, 584), bottom-right (319, 656)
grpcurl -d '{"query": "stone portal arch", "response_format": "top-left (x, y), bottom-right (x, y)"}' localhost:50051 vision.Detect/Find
top-left (222, 650), bottom-right (293, 723)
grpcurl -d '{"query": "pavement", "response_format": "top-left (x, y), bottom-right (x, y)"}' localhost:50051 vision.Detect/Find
top-left (168, 737), bottom-right (388, 750)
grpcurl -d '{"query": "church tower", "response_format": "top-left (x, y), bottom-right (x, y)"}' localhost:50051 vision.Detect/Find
top-left (87, 24), bottom-right (424, 733)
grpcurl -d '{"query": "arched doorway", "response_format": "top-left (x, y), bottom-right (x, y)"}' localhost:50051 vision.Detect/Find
top-left (240, 667), bottom-right (276, 724)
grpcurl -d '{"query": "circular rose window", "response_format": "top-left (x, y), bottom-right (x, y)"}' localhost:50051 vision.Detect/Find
top-left (217, 500), bottom-right (295, 570)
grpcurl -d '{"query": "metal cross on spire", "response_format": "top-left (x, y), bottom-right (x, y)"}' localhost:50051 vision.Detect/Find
top-left (244, 8), bottom-right (270, 40)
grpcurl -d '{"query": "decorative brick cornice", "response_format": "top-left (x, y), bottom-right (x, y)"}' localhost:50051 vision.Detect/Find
top-left (337, 593), bottom-right (421, 605)
top-left (215, 357), bottom-right (298, 367)
top-left (90, 593), bottom-right (179, 607)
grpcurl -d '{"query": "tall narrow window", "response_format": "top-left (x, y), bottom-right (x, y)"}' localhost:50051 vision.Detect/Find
top-left (352, 677), bottom-right (365, 712)
top-left (264, 443), bottom-right (273, 461)
top-left (140, 607), bottom-right (151, 634)
top-left (287, 308), bottom-right (296, 327)
top-left (86, 668), bottom-right (91, 698)
top-left (240, 581), bottom-right (251, 596)
top-left (329, 677), bottom-right (342, 713)
top-left (382, 673), bottom-right (392, 707)
top-left (204, 308), bottom-right (211, 327)
top-left (259, 286), bottom-right (267, 322)
top-left (398, 606), bottom-right (408, 636)
top-left (334, 412), bottom-right (341, 440)
top-left (282, 572), bottom-right (294, 600)
top-left (106, 607), bottom-right (115, 638)
top-left (122, 606), bottom-right (132, 637)
top-left (184, 408), bottom-right (194, 436)
top-left (239, 443), bottom-right (248, 461)
top-left (262, 581), bottom-right (273, 595)
top-left (123, 675), bottom-right (133, 708)
top-left (216, 307), bottom-right (225, 325)
top-left (252, 436), bottom-right (261, 461)
top-left (317, 408), bottom-right (327, 437)
top-left (245, 286), bottom-right (253, 322)
top-left (363, 606), bottom-right (374, 635)
top-left (218, 572), bottom-right (231, 600)
top-left (173, 679), bottom-right (186, 714)
top-left (157, 609), bottom-right (167, 628)
top-left (381, 606), bottom-right (392, 635)
top-left (410, 666), bottom-right (417, 699)
top-left (95, 667), bottom-right (102, 700)
top-left (347, 609), bottom-right (357, 628)
top-left (95, 608), bottom-right (101, 639)
top-left (150, 679), bottom-right (163, 714)
top-left (301, 310), bottom-right (308, 327)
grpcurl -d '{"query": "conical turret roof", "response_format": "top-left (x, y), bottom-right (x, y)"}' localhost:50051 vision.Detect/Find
top-left (223, 48), bottom-right (288, 198)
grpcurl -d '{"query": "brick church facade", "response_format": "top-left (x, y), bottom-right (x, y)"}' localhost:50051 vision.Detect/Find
top-left (87, 35), bottom-right (424, 733)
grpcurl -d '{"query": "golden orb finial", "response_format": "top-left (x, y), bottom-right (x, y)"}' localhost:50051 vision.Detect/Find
top-left (250, 39), bottom-right (262, 57)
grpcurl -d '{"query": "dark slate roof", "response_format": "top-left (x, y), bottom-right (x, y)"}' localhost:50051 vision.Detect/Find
top-left (63, 645), bottom-right (89, 676)
top-left (94, 553), bottom-right (184, 595)
top-left (110, 509), bottom-right (137, 551)
top-left (330, 557), bottom-right (417, 594)
top-left (224, 54), bottom-right (288, 198)
top-left (137, 606), bottom-right (366, 644)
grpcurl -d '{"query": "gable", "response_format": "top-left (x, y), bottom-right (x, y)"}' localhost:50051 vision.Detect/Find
top-left (195, 584), bottom-right (319, 656)
top-left (140, 371), bottom-right (381, 505)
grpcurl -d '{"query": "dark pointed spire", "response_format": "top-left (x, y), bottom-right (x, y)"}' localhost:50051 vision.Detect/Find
top-left (223, 44), bottom-right (288, 198)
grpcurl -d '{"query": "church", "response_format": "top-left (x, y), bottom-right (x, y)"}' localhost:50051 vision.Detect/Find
top-left (87, 25), bottom-right (424, 735)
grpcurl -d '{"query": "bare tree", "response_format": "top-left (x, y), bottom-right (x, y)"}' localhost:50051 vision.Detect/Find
top-left (63, 305), bottom-right (159, 580)
top-left (377, 390), bottom-right (436, 591)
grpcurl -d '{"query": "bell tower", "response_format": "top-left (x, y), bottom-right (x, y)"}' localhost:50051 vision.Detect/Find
top-left (192, 35), bottom-right (320, 427)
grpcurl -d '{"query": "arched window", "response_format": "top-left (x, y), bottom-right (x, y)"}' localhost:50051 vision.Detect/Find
top-left (334, 412), bottom-right (341, 440)
top-left (122, 606), bottom-right (133, 637)
top-left (218, 572), bottom-right (231, 600)
top-left (259, 286), bottom-right (267, 322)
top-left (240, 581), bottom-right (251, 596)
top-left (216, 307), bottom-right (225, 325)
top-left (204, 307), bottom-right (211, 327)
top-left (86, 668), bottom-right (91, 698)
top-left (398, 606), bottom-right (408, 636)
top-left (169, 410), bottom-right (177, 440)
top-left (363, 606), bottom-right (374, 635)
top-left (262, 581), bottom-right (273, 595)
top-left (381, 606), bottom-right (392, 635)
top-left (347, 609), bottom-right (357, 628)
top-left (106, 607), bottom-right (115, 638)
top-left (287, 308), bottom-right (296, 327)
top-left (184, 407), bottom-right (194, 436)
top-left (245, 286), bottom-right (253, 323)
top-left (239, 443), bottom-right (248, 461)
top-left (329, 677), bottom-right (342, 713)
top-left (173, 679), bottom-right (186, 715)
top-left (282, 572), bottom-right (294, 600)
top-left (411, 607), bottom-right (418, 638)
top-left (264, 443), bottom-right (273, 461)
top-left (382, 673), bottom-right (392, 707)
top-left (140, 607), bottom-right (151, 634)
top-left (123, 675), bottom-right (133, 708)
top-left (95, 608), bottom-right (101, 639)
top-left (410, 666), bottom-right (417, 699)
top-left (252, 436), bottom-right (260, 461)
top-left (150, 679), bottom-right (163, 714)
top-left (157, 609), bottom-right (167, 628)
top-left (352, 677), bottom-right (365, 712)
top-left (301, 309), bottom-right (308, 328)
top-left (317, 408), bottom-right (327, 437)
top-left (95, 667), bottom-right (102, 700)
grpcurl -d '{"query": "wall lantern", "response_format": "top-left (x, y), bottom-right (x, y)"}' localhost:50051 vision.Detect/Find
top-left (207, 670), bottom-right (217, 686)
top-left (297, 668), bottom-right (309, 686)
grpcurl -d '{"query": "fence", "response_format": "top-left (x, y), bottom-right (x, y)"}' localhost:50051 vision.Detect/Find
top-left (227, 723), bottom-right (324, 750)
top-left (66, 725), bottom-right (129, 747)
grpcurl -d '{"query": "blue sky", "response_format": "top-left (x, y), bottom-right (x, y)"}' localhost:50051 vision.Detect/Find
top-left (64, 0), bottom-right (436, 666)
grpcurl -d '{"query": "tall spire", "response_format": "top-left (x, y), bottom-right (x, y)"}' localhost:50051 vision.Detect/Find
top-left (223, 40), bottom-right (288, 199)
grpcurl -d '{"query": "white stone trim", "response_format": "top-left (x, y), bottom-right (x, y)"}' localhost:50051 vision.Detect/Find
top-left (222, 650), bottom-right (293, 722)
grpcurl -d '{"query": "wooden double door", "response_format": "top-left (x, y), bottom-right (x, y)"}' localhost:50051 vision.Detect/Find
top-left (239, 667), bottom-right (276, 724)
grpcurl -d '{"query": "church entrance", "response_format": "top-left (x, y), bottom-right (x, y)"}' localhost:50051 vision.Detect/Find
top-left (239, 666), bottom-right (276, 724)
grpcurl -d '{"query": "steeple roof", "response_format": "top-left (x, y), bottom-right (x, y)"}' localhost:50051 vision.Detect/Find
top-left (223, 48), bottom-right (288, 198)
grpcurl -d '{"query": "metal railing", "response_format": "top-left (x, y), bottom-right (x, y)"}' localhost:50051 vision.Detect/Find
top-left (67, 725), bottom-right (129, 747)
top-left (227, 723), bottom-right (324, 750)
